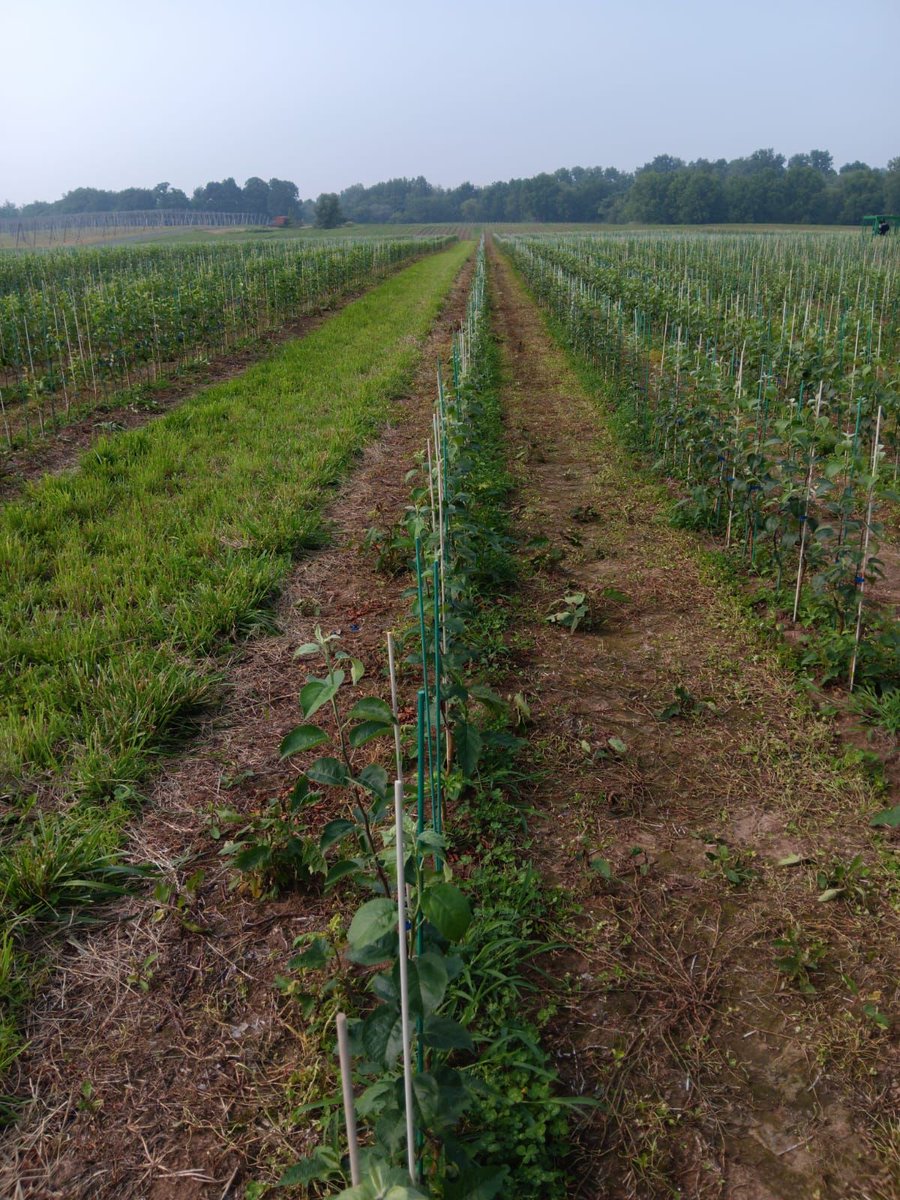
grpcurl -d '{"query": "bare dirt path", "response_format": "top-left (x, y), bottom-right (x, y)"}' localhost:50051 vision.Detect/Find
top-left (488, 241), bottom-right (899, 1200)
top-left (0, 254), bottom-right (475, 1200)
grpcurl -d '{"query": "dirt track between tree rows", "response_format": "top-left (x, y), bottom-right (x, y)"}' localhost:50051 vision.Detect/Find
top-left (487, 239), bottom-right (898, 1200)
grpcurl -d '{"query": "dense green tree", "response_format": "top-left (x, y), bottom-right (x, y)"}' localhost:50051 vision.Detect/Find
top-left (671, 170), bottom-right (727, 223)
top-left (884, 157), bottom-right (900, 212)
top-left (642, 154), bottom-right (685, 174)
top-left (192, 177), bottom-right (243, 213)
top-left (834, 167), bottom-right (884, 222)
top-left (153, 182), bottom-right (190, 209)
top-left (241, 176), bottom-right (270, 214)
top-left (809, 149), bottom-right (835, 176)
top-left (625, 171), bottom-right (677, 222)
top-left (782, 165), bottom-right (829, 222)
top-left (314, 192), bottom-right (344, 228)
top-left (267, 178), bottom-right (300, 218)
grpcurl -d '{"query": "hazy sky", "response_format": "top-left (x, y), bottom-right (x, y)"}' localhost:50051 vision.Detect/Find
top-left (2, 0), bottom-right (898, 205)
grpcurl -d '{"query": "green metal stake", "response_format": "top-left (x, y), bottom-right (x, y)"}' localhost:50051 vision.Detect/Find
top-left (414, 536), bottom-right (436, 811)
top-left (416, 688), bottom-right (426, 954)
top-left (415, 690), bottom-right (426, 1079)
top-left (432, 558), bottom-right (443, 863)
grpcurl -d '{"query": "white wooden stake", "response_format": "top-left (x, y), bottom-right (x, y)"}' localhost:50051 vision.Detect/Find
top-left (394, 778), bottom-right (417, 1183)
top-left (336, 1013), bottom-right (361, 1186)
top-left (387, 632), bottom-right (403, 783)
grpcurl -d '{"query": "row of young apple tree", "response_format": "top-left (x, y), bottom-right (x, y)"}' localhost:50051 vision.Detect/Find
top-left (0, 236), bottom-right (451, 447)
top-left (227, 240), bottom-right (573, 1198)
top-left (498, 231), bottom-right (898, 692)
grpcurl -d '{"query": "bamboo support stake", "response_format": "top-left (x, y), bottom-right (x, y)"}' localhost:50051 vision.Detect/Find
top-left (426, 439), bottom-right (436, 533)
top-left (414, 537), bottom-right (436, 811)
top-left (336, 1013), bottom-right (361, 1187)
top-left (792, 383), bottom-right (824, 623)
top-left (849, 406), bottom-right (883, 692)
top-left (394, 778), bottom-right (417, 1184)
top-left (433, 413), bottom-right (446, 581)
top-left (725, 347), bottom-right (744, 550)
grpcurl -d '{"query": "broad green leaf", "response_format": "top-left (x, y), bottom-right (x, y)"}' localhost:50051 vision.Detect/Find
top-left (231, 844), bottom-right (270, 871)
top-left (355, 1079), bottom-right (394, 1118)
top-left (348, 696), bottom-right (395, 724)
top-left (467, 683), bottom-right (506, 716)
top-left (293, 642), bottom-right (321, 658)
top-left (320, 818), bottom-right (356, 851)
top-left (290, 775), bottom-right (315, 807)
top-left (422, 1015), bottom-right (474, 1052)
top-left (862, 1002), bottom-right (890, 1030)
top-left (324, 859), bottom-right (363, 890)
top-left (280, 724), bottom-right (329, 757)
top-left (300, 673), bottom-right (344, 720)
top-left (350, 658), bottom-right (366, 684)
top-left (348, 898), bottom-right (397, 951)
top-left (411, 1071), bottom-right (442, 1125)
top-left (277, 1144), bottom-right (342, 1186)
top-left (415, 953), bottom-right (449, 1015)
top-left (287, 937), bottom-right (332, 971)
top-left (306, 756), bottom-right (351, 787)
top-left (357, 763), bottom-right (389, 801)
top-left (416, 828), bottom-right (446, 852)
top-left (871, 805), bottom-right (900, 828)
top-left (421, 883), bottom-right (472, 942)
top-left (362, 1004), bottom-right (404, 1067)
top-left (590, 857), bottom-right (614, 880)
top-left (453, 720), bottom-right (482, 778)
top-left (349, 720), bottom-right (394, 748)
top-left (334, 1162), bottom-right (428, 1200)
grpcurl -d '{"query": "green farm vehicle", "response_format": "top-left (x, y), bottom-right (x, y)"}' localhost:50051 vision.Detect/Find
top-left (862, 214), bottom-right (899, 236)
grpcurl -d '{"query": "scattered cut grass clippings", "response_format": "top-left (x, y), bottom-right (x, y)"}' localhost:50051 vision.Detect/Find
top-left (0, 241), bottom-right (472, 1073)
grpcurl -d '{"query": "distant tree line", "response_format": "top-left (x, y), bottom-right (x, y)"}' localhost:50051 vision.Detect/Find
top-left (3, 150), bottom-right (900, 226)
top-left (0, 178), bottom-right (303, 221)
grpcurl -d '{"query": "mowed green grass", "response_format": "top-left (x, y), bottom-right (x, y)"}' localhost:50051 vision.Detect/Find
top-left (1, 239), bottom-right (472, 806)
top-left (0, 241), bottom-right (470, 1069)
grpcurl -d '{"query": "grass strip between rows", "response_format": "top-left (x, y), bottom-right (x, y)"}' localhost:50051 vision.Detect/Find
top-left (0, 240), bottom-right (472, 1077)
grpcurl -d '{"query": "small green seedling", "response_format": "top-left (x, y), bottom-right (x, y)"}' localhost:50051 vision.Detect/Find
top-left (773, 926), bottom-right (827, 994)
top-left (571, 504), bottom-right (600, 523)
top-left (126, 952), bottom-right (160, 994)
top-left (657, 686), bottom-right (716, 721)
top-left (704, 840), bottom-right (756, 887)
top-left (547, 592), bottom-right (590, 633)
top-left (152, 869), bottom-right (207, 932)
top-left (816, 854), bottom-right (871, 906)
top-left (77, 1080), bottom-right (101, 1115)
